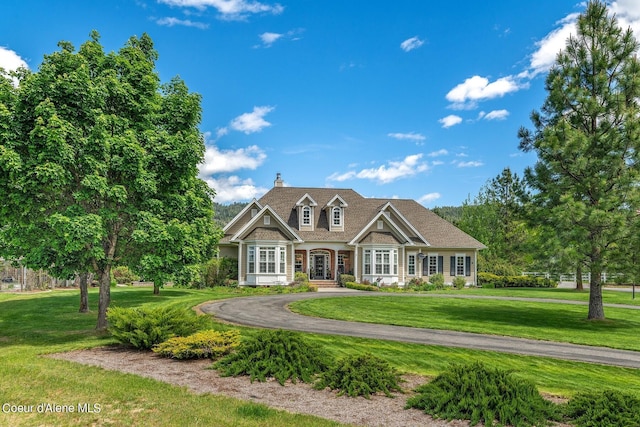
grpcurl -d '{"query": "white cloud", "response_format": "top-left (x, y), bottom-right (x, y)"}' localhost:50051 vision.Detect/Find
top-left (158, 0), bottom-right (284, 20)
top-left (155, 16), bottom-right (209, 29)
top-left (230, 106), bottom-right (274, 134)
top-left (457, 161), bottom-right (484, 168)
top-left (428, 149), bottom-right (448, 157)
top-left (446, 75), bottom-right (522, 108)
top-left (439, 115), bottom-right (462, 128)
top-left (387, 132), bottom-right (426, 142)
top-left (327, 154), bottom-right (429, 184)
top-left (418, 192), bottom-right (441, 205)
top-left (204, 175), bottom-right (269, 203)
top-left (400, 36), bottom-right (424, 52)
top-left (259, 32), bottom-right (283, 46)
top-left (524, 13), bottom-right (580, 78)
top-left (199, 144), bottom-right (267, 175)
top-left (483, 109), bottom-right (509, 120)
top-left (255, 28), bottom-right (304, 48)
top-left (0, 46), bottom-right (28, 73)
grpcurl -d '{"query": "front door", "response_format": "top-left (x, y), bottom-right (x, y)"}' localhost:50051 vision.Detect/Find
top-left (314, 254), bottom-right (325, 279)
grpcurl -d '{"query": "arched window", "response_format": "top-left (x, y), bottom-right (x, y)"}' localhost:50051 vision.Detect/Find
top-left (302, 206), bottom-right (311, 225)
top-left (332, 207), bottom-right (342, 226)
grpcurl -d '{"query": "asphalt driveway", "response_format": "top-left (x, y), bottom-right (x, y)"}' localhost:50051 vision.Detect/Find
top-left (200, 291), bottom-right (640, 369)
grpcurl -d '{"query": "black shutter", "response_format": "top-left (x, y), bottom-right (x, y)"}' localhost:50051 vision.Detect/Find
top-left (438, 256), bottom-right (443, 274)
top-left (465, 256), bottom-right (471, 277)
top-left (450, 256), bottom-right (455, 276)
top-left (422, 256), bottom-right (428, 276)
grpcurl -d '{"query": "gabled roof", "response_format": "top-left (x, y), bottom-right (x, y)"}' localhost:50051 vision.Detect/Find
top-left (325, 194), bottom-right (348, 208)
top-left (219, 185), bottom-right (486, 249)
top-left (230, 205), bottom-right (302, 243)
top-left (295, 193), bottom-right (318, 206)
top-left (222, 199), bottom-right (263, 233)
top-left (348, 209), bottom-right (414, 246)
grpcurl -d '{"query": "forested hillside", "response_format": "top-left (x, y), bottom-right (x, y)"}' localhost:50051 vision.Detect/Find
top-left (213, 202), bottom-right (248, 227)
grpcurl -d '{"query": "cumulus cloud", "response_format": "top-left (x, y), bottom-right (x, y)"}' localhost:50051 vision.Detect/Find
top-left (418, 192), bottom-right (441, 205)
top-left (159, 0), bottom-right (284, 20)
top-left (439, 115), bottom-right (463, 128)
top-left (199, 144), bottom-right (267, 175)
top-left (0, 46), bottom-right (28, 73)
top-left (204, 175), bottom-right (269, 203)
top-left (327, 154), bottom-right (429, 184)
top-left (387, 132), bottom-right (426, 142)
top-left (400, 36), bottom-right (424, 52)
top-left (446, 75), bottom-right (523, 108)
top-left (230, 106), bottom-right (275, 134)
top-left (482, 109), bottom-right (510, 120)
top-left (155, 17), bottom-right (209, 28)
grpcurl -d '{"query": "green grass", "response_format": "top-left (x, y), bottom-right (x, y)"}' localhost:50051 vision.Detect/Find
top-left (0, 287), bottom-right (342, 427)
top-left (290, 294), bottom-right (640, 351)
top-left (2, 286), bottom-right (640, 427)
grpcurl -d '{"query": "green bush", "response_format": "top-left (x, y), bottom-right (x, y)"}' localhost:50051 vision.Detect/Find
top-left (201, 257), bottom-right (238, 287)
top-left (294, 271), bottom-right (309, 283)
top-left (478, 272), bottom-right (557, 288)
top-left (406, 362), bottom-right (559, 427)
top-left (213, 329), bottom-right (330, 385)
top-left (107, 306), bottom-right (210, 350)
top-left (153, 329), bottom-right (241, 359)
top-left (345, 281), bottom-right (379, 291)
top-left (452, 276), bottom-right (467, 290)
top-left (315, 353), bottom-right (403, 398)
top-left (339, 274), bottom-right (355, 287)
top-left (428, 273), bottom-right (445, 289)
top-left (111, 266), bottom-right (140, 285)
top-left (563, 389), bottom-right (640, 427)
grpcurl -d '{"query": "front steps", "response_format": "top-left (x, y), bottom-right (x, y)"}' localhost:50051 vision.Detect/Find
top-left (310, 280), bottom-right (339, 288)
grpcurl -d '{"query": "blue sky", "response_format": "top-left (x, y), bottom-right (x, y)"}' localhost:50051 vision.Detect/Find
top-left (2, 1), bottom-right (640, 207)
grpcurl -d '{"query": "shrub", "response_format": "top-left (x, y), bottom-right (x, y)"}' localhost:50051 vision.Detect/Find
top-left (339, 274), bottom-right (355, 287)
top-left (202, 257), bottom-right (238, 287)
top-left (406, 362), bottom-right (559, 427)
top-left (153, 329), bottom-right (241, 359)
top-left (111, 266), bottom-right (140, 285)
top-left (107, 306), bottom-right (210, 350)
top-left (213, 329), bottom-right (329, 385)
top-left (315, 353), bottom-right (403, 398)
top-left (294, 272), bottom-right (309, 283)
top-left (345, 281), bottom-right (379, 291)
top-left (428, 273), bottom-right (445, 289)
top-left (452, 276), bottom-right (467, 290)
top-left (478, 272), bottom-right (557, 288)
top-left (563, 389), bottom-right (640, 427)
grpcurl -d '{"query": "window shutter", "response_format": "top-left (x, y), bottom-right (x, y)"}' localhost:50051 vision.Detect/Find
top-left (422, 257), bottom-right (428, 276)
top-left (438, 256), bottom-right (443, 274)
top-left (450, 256), bottom-right (455, 276)
top-left (465, 256), bottom-right (471, 277)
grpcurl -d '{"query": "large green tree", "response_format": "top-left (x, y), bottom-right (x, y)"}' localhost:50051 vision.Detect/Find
top-left (0, 32), bottom-right (219, 329)
top-left (519, 1), bottom-right (640, 319)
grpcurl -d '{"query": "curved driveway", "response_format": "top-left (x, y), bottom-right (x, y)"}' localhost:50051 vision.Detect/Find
top-left (200, 292), bottom-right (640, 369)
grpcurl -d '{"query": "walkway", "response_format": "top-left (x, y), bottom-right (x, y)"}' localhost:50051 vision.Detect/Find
top-left (200, 292), bottom-right (640, 369)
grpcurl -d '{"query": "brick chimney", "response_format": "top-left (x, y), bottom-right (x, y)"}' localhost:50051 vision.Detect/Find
top-left (274, 172), bottom-right (284, 187)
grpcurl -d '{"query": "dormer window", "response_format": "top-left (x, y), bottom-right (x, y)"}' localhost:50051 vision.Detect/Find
top-left (302, 206), bottom-right (311, 225)
top-left (332, 207), bottom-right (342, 226)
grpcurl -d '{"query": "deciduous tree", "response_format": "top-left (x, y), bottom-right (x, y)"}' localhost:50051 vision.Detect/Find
top-left (0, 31), bottom-right (219, 329)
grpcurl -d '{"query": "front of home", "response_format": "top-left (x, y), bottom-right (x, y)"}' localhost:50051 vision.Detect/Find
top-left (218, 174), bottom-right (486, 287)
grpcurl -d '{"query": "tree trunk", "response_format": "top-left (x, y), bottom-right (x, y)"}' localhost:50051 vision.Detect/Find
top-left (78, 273), bottom-right (90, 313)
top-left (96, 266), bottom-right (112, 330)
top-left (587, 262), bottom-right (605, 320)
top-left (576, 263), bottom-right (583, 291)
top-left (153, 281), bottom-right (160, 295)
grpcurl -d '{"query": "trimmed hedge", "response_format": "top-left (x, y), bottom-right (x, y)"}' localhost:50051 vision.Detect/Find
top-left (339, 274), bottom-right (355, 287)
top-left (478, 272), bottom-right (557, 288)
top-left (345, 281), bottom-right (380, 291)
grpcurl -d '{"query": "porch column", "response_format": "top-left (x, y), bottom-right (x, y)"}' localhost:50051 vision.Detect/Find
top-left (238, 242), bottom-right (243, 285)
top-left (334, 250), bottom-right (338, 281)
top-left (306, 250), bottom-right (311, 279)
top-left (354, 244), bottom-right (359, 282)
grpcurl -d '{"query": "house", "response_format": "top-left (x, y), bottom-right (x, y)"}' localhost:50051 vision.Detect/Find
top-left (218, 174), bottom-right (486, 287)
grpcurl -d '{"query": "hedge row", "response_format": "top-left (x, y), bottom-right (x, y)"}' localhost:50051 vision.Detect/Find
top-left (345, 281), bottom-right (380, 291)
top-left (478, 272), bottom-right (557, 288)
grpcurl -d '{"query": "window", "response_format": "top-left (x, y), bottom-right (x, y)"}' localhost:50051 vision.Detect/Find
top-left (302, 206), bottom-right (310, 225)
top-left (279, 247), bottom-right (286, 274)
top-left (332, 207), bottom-right (342, 226)
top-left (377, 220), bottom-right (384, 230)
top-left (338, 254), bottom-right (345, 273)
top-left (456, 255), bottom-right (465, 276)
top-left (364, 249), bottom-right (397, 276)
top-left (295, 253), bottom-right (303, 272)
top-left (450, 254), bottom-right (470, 276)
top-left (248, 245), bottom-right (286, 275)
top-left (408, 254), bottom-right (416, 275)
top-left (428, 255), bottom-right (438, 275)
top-left (263, 216), bottom-right (271, 225)
top-left (251, 208), bottom-right (257, 217)
top-left (248, 247), bottom-right (255, 273)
